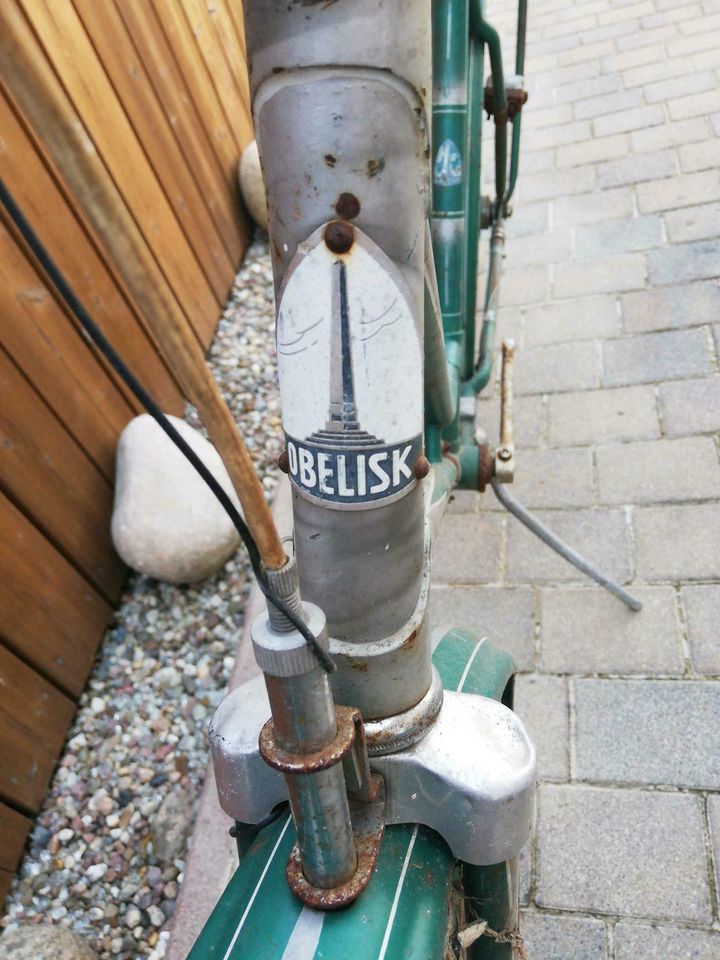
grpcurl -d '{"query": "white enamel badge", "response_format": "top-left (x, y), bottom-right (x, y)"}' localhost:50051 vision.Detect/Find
top-left (277, 224), bottom-right (423, 508)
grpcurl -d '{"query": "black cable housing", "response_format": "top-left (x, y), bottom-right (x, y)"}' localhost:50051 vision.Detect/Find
top-left (0, 176), bottom-right (335, 673)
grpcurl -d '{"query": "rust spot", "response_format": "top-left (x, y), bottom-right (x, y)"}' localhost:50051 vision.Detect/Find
top-left (324, 153), bottom-right (337, 167)
top-left (366, 157), bottom-right (385, 178)
top-left (278, 450), bottom-right (290, 474)
top-left (413, 455), bottom-right (430, 480)
top-left (324, 219), bottom-right (354, 254)
top-left (401, 628), bottom-right (419, 651)
top-left (335, 192), bottom-right (360, 220)
top-left (350, 661), bottom-right (369, 672)
top-left (259, 706), bottom-right (358, 774)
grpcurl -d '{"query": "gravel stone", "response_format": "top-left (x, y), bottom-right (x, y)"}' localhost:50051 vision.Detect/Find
top-left (0, 926), bottom-right (97, 959)
top-left (0, 241), bottom-right (282, 959)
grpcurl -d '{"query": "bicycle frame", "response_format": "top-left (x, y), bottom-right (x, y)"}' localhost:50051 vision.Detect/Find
top-left (192, 2), bottom-right (531, 957)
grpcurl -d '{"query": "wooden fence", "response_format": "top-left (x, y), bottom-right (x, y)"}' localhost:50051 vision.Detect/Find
top-left (0, 0), bottom-right (253, 902)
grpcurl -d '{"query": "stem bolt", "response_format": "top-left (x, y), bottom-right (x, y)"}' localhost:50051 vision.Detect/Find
top-left (324, 220), bottom-right (354, 254)
top-left (414, 455), bottom-right (430, 479)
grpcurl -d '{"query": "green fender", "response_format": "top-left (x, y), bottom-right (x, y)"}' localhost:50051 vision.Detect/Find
top-left (189, 630), bottom-right (516, 960)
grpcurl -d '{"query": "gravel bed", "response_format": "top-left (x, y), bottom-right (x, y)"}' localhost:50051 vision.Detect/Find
top-left (1, 239), bottom-right (280, 959)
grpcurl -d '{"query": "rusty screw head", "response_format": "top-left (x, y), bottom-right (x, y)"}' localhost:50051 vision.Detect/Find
top-left (278, 449), bottom-right (290, 474)
top-left (413, 455), bottom-right (430, 480)
top-left (335, 192), bottom-right (361, 220)
top-left (324, 220), bottom-right (354, 254)
top-left (497, 447), bottom-right (512, 462)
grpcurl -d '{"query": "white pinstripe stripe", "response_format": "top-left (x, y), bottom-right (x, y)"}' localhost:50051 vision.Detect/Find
top-left (456, 637), bottom-right (487, 692)
top-left (377, 824), bottom-right (419, 960)
top-left (222, 815), bottom-right (293, 960)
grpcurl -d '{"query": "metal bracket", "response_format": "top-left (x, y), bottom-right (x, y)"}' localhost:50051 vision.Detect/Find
top-left (210, 675), bottom-right (535, 866)
top-left (484, 74), bottom-right (528, 121)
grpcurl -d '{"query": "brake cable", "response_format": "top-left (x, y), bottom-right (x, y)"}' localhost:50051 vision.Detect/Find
top-left (0, 177), bottom-right (335, 673)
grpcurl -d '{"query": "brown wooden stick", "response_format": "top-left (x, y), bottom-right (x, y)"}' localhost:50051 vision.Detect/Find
top-left (0, 2), bottom-right (286, 569)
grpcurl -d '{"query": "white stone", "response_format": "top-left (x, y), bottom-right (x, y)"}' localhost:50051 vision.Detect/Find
top-left (238, 140), bottom-right (268, 231)
top-left (111, 415), bottom-right (242, 584)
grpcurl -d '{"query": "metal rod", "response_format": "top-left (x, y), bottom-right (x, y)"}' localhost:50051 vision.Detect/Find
top-left (462, 220), bottom-right (505, 396)
top-left (491, 479), bottom-right (643, 612)
top-left (470, 4), bottom-right (507, 217)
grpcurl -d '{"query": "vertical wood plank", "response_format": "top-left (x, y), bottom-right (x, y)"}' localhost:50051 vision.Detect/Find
top-left (0, 220), bottom-right (133, 481)
top-left (0, 493), bottom-right (112, 698)
top-left (0, 346), bottom-right (124, 600)
top-left (154, 0), bottom-right (246, 190)
top-left (0, 644), bottom-right (75, 813)
top-left (0, 93), bottom-right (184, 416)
top-left (115, 0), bottom-right (248, 263)
top-left (71, 0), bottom-right (235, 301)
top-left (13, 0), bottom-right (220, 343)
top-left (0, 802), bottom-right (31, 904)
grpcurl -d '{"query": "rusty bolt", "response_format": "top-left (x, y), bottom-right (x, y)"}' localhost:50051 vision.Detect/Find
top-left (335, 192), bottom-right (361, 220)
top-left (324, 220), bottom-right (354, 254)
top-left (413, 455), bottom-right (430, 480)
top-left (278, 450), bottom-right (290, 474)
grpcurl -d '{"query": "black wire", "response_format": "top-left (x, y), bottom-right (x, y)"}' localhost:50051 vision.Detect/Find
top-left (0, 176), bottom-right (335, 673)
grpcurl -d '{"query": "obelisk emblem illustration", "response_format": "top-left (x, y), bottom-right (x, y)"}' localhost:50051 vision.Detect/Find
top-left (307, 261), bottom-right (384, 449)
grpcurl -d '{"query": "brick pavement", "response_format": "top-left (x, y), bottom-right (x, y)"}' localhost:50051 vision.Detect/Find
top-left (432, 1), bottom-right (720, 955)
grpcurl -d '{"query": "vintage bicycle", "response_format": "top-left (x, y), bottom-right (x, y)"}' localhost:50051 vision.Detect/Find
top-left (0, 0), bottom-right (642, 956)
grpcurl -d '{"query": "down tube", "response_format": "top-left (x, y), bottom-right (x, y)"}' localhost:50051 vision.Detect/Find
top-left (432, 0), bottom-right (470, 426)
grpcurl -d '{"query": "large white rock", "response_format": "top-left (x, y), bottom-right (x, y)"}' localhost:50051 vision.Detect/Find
top-left (111, 415), bottom-right (242, 584)
top-left (0, 927), bottom-right (97, 959)
top-left (238, 139), bottom-right (268, 231)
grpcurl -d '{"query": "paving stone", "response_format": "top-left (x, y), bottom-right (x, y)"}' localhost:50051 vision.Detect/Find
top-left (678, 138), bottom-right (720, 173)
top-left (429, 585), bottom-right (536, 671)
top-left (530, 120), bottom-right (595, 153)
top-left (603, 329), bottom-right (712, 386)
top-left (548, 385), bottom-right (660, 446)
top-left (500, 266), bottom-right (549, 306)
top-left (630, 116), bottom-right (709, 153)
top-left (618, 23), bottom-right (680, 50)
top-left (708, 794), bottom-right (720, 901)
top-left (536, 784), bottom-right (712, 921)
top-left (553, 254), bottom-right (645, 299)
top-left (553, 187), bottom-right (634, 226)
top-left (519, 166), bottom-right (597, 204)
top-left (446, 490), bottom-right (479, 515)
top-left (504, 200), bottom-right (550, 238)
top-left (575, 678), bottom-right (720, 788)
top-left (534, 60), bottom-right (602, 93)
top-left (634, 503), bottom-right (720, 580)
top-left (597, 149), bottom-right (675, 188)
top-left (556, 132), bottom-right (628, 169)
top-left (621, 280), bottom-right (720, 332)
top-left (575, 216), bottom-right (663, 258)
top-left (665, 200), bottom-right (720, 241)
top-left (666, 27), bottom-right (720, 57)
top-left (520, 912), bottom-right (606, 960)
top-left (593, 103), bottom-right (665, 136)
top-left (519, 843), bottom-right (531, 906)
top-left (515, 341), bottom-right (602, 395)
top-left (644, 68), bottom-right (717, 103)
top-left (558, 40), bottom-right (615, 68)
top-left (596, 436), bottom-right (720, 504)
top-left (615, 923), bottom-right (720, 960)
top-left (647, 239), bottom-right (720, 284)
top-left (682, 584), bottom-right (720, 674)
top-left (514, 675), bottom-right (569, 779)
top-left (506, 508), bottom-right (631, 584)
top-left (667, 88), bottom-right (720, 120)
top-left (636, 170), bottom-right (720, 213)
top-left (540, 586), bottom-right (683, 674)
top-left (506, 229), bottom-right (574, 267)
top-left (554, 74), bottom-right (621, 105)
top-left (575, 88), bottom-right (641, 120)
top-left (601, 43), bottom-right (665, 77)
top-left (432, 513), bottom-right (503, 585)
top-left (476, 393), bottom-right (543, 448)
top-left (660, 376), bottom-right (720, 436)
top-left (622, 55), bottom-right (693, 88)
top-left (505, 448), bottom-right (594, 509)
top-left (523, 297), bottom-right (620, 347)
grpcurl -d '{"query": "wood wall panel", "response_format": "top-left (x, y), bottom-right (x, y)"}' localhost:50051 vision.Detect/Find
top-left (0, 0), bottom-right (254, 903)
